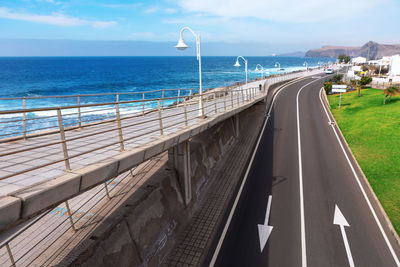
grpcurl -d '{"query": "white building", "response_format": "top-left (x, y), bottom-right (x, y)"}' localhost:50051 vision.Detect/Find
top-left (369, 56), bottom-right (391, 66)
top-left (352, 56), bottom-right (367, 64)
top-left (389, 54), bottom-right (400, 76)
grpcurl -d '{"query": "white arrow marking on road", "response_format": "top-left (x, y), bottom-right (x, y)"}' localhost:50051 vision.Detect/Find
top-left (258, 195), bottom-right (274, 252)
top-left (333, 205), bottom-right (355, 267)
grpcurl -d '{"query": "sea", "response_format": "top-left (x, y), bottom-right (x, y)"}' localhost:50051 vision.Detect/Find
top-left (0, 56), bottom-right (333, 137)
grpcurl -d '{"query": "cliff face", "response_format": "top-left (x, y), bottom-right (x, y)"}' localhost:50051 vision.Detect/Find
top-left (305, 41), bottom-right (400, 59)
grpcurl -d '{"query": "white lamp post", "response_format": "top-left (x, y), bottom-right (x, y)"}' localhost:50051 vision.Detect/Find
top-left (255, 64), bottom-right (265, 78)
top-left (234, 56), bottom-right (248, 84)
top-left (275, 62), bottom-right (281, 69)
top-left (175, 27), bottom-right (203, 117)
top-left (303, 61), bottom-right (308, 70)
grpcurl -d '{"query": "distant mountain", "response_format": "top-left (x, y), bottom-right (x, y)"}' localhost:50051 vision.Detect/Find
top-left (305, 41), bottom-right (400, 59)
top-left (278, 51), bottom-right (305, 57)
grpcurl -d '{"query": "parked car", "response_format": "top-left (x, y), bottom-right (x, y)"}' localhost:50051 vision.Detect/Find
top-left (325, 68), bottom-right (333, 74)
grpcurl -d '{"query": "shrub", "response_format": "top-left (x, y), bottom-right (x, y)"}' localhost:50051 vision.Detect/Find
top-left (333, 74), bottom-right (343, 83)
top-left (359, 76), bottom-right (372, 87)
top-left (338, 54), bottom-right (351, 63)
top-left (324, 82), bottom-right (333, 94)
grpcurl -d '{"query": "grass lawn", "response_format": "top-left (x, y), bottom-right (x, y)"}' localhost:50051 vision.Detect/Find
top-left (328, 88), bottom-right (400, 234)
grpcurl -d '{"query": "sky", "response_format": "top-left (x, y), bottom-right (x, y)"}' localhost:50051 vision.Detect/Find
top-left (0, 0), bottom-right (399, 56)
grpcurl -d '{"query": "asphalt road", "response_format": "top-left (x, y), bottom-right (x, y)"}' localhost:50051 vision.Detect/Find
top-left (209, 75), bottom-right (400, 266)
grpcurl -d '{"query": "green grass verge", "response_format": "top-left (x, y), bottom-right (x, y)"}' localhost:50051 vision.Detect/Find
top-left (328, 88), bottom-right (400, 234)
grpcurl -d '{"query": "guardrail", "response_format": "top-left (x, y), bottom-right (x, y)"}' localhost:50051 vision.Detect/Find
top-left (0, 86), bottom-right (260, 181)
top-left (0, 68), bottom-right (323, 267)
top-left (0, 70), bottom-right (322, 188)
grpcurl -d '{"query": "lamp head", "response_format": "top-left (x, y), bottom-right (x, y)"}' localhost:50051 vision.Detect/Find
top-left (255, 66), bottom-right (259, 71)
top-left (175, 37), bottom-right (188, 50)
top-left (275, 64), bottom-right (278, 67)
top-left (234, 60), bottom-right (241, 67)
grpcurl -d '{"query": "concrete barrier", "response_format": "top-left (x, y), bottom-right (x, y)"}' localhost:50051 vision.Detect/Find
top-left (0, 88), bottom-right (269, 232)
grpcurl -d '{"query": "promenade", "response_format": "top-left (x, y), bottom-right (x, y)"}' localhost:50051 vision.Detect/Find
top-left (0, 79), bottom-right (266, 198)
top-left (0, 69), bottom-right (323, 267)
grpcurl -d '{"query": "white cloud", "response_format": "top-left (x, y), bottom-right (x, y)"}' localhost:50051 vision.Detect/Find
top-left (175, 0), bottom-right (385, 23)
top-left (41, 0), bottom-right (62, 5)
top-left (0, 7), bottom-right (116, 28)
top-left (143, 6), bottom-right (159, 14)
top-left (164, 8), bottom-right (177, 14)
top-left (100, 3), bottom-right (142, 10)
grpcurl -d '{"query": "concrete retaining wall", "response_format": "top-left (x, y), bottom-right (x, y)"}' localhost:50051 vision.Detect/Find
top-left (67, 105), bottom-right (260, 267)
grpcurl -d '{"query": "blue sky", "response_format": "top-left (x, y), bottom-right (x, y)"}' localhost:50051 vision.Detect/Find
top-left (0, 0), bottom-right (399, 56)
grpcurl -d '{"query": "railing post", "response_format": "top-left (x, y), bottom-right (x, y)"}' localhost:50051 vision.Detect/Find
top-left (115, 100), bottom-right (125, 152)
top-left (57, 108), bottom-right (71, 172)
top-left (184, 98), bottom-right (188, 126)
top-left (230, 89), bottom-right (234, 108)
top-left (6, 243), bottom-right (16, 267)
top-left (201, 94), bottom-right (205, 119)
top-left (214, 92), bottom-right (217, 114)
top-left (65, 200), bottom-right (76, 232)
top-left (177, 89), bottom-right (181, 107)
top-left (242, 88), bottom-right (245, 104)
top-left (157, 100), bottom-right (164, 135)
top-left (224, 89), bottom-right (227, 111)
top-left (190, 89), bottom-right (192, 96)
top-left (77, 95), bottom-right (82, 128)
top-left (236, 91), bottom-right (240, 106)
top-left (142, 92), bottom-right (145, 115)
top-left (22, 97), bottom-right (27, 139)
top-left (104, 181), bottom-right (111, 199)
top-left (161, 90), bottom-right (165, 110)
top-left (246, 88), bottom-right (249, 101)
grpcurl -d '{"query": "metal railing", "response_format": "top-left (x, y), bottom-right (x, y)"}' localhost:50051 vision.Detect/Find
top-left (0, 68), bottom-right (323, 266)
top-left (0, 70), bottom-right (322, 188)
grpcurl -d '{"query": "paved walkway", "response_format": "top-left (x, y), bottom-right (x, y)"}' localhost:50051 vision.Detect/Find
top-left (0, 79), bottom-right (267, 197)
top-left (165, 100), bottom-right (267, 267)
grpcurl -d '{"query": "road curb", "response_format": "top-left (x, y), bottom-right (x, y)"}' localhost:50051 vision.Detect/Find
top-left (321, 88), bottom-right (400, 247)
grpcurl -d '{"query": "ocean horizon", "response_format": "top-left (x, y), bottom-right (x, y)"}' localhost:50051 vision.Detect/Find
top-left (0, 56), bottom-right (332, 137)
top-left (0, 56), bottom-right (333, 108)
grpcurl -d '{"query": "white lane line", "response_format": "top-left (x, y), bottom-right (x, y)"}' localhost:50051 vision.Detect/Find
top-left (318, 88), bottom-right (400, 266)
top-left (296, 79), bottom-right (323, 267)
top-left (334, 205), bottom-right (355, 267)
top-left (209, 77), bottom-right (306, 267)
top-left (296, 77), bottom-right (330, 267)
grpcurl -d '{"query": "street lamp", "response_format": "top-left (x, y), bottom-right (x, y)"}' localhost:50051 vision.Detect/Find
top-left (255, 64), bottom-right (265, 78)
top-left (303, 61), bottom-right (308, 70)
top-left (275, 62), bottom-right (281, 69)
top-left (234, 56), bottom-right (248, 84)
top-left (175, 26), bottom-right (203, 117)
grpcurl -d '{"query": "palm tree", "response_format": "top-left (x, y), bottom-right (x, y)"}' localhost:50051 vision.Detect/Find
top-left (383, 87), bottom-right (400, 104)
top-left (350, 80), bottom-right (357, 91)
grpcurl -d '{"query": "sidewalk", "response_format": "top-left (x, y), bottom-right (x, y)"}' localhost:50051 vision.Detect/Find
top-left (165, 102), bottom-right (267, 266)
